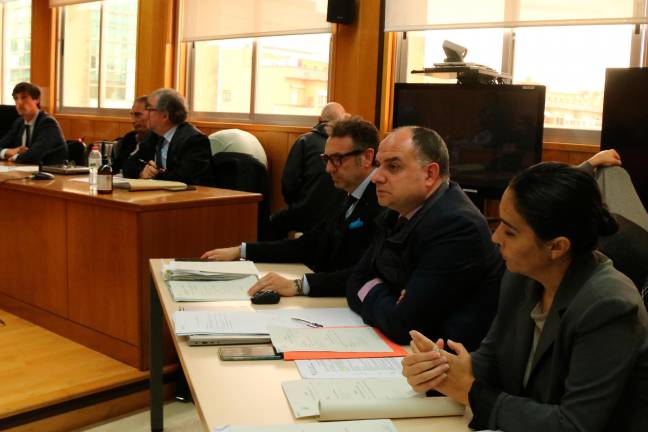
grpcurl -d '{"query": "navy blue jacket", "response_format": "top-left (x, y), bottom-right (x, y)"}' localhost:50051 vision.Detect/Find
top-left (0, 111), bottom-right (66, 165)
top-left (347, 181), bottom-right (504, 348)
top-left (248, 181), bottom-right (383, 296)
top-left (122, 122), bottom-right (211, 185)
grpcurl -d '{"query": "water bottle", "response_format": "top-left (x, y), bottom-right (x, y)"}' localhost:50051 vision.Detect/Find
top-left (88, 145), bottom-right (102, 187)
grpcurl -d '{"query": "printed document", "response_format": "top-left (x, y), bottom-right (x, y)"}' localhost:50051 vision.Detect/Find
top-left (269, 327), bottom-right (391, 353)
top-left (282, 379), bottom-right (464, 420)
top-left (167, 276), bottom-right (257, 301)
top-left (213, 419), bottom-right (397, 432)
top-left (164, 260), bottom-right (258, 281)
top-left (295, 358), bottom-right (404, 380)
top-left (173, 310), bottom-right (270, 336)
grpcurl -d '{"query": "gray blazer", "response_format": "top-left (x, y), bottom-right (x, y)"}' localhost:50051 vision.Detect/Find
top-left (468, 252), bottom-right (648, 432)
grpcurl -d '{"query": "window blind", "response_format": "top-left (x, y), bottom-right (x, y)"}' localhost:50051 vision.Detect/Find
top-left (181, 0), bottom-right (331, 42)
top-left (385, 0), bottom-right (648, 31)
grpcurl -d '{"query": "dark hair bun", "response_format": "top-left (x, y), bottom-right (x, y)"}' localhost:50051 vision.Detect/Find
top-left (599, 210), bottom-right (619, 237)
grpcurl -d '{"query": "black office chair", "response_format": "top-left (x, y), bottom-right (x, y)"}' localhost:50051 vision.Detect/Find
top-left (66, 139), bottom-right (87, 166)
top-left (598, 213), bottom-right (648, 311)
top-left (210, 152), bottom-right (271, 240)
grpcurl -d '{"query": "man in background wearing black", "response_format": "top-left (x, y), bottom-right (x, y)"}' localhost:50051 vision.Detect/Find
top-left (122, 88), bottom-right (211, 185)
top-left (268, 102), bottom-right (347, 238)
top-left (0, 82), bottom-right (66, 165)
top-left (202, 117), bottom-right (383, 297)
top-left (111, 95), bottom-right (151, 174)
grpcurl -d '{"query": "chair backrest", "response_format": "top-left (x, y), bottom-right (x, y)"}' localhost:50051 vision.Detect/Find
top-left (599, 213), bottom-right (648, 310)
top-left (66, 140), bottom-right (87, 166)
top-left (596, 166), bottom-right (648, 232)
top-left (210, 152), bottom-right (271, 239)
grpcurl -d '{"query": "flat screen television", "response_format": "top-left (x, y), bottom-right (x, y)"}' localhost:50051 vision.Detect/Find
top-left (601, 67), bottom-right (648, 210)
top-left (392, 83), bottom-right (546, 200)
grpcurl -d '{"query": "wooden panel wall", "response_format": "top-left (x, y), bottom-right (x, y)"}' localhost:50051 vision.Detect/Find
top-left (330, 0), bottom-right (382, 123)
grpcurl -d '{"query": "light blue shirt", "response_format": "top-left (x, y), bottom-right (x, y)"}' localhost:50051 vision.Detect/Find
top-left (160, 126), bottom-right (177, 169)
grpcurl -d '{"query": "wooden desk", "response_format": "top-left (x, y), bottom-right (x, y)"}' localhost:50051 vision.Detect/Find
top-left (148, 259), bottom-right (470, 431)
top-left (0, 174), bottom-right (260, 369)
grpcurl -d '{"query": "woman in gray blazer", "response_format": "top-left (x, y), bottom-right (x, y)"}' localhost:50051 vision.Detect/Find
top-left (402, 162), bottom-right (648, 431)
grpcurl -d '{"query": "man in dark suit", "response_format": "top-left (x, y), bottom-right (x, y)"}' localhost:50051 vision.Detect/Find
top-left (0, 82), bottom-right (66, 165)
top-left (111, 95), bottom-right (151, 174)
top-left (268, 102), bottom-right (347, 238)
top-left (202, 117), bottom-right (383, 297)
top-left (122, 88), bottom-right (211, 185)
top-left (347, 126), bottom-right (504, 348)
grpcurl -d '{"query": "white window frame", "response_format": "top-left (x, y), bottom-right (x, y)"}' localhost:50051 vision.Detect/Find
top-left (184, 34), bottom-right (332, 127)
top-left (393, 2), bottom-right (648, 145)
top-left (56, 2), bottom-right (137, 115)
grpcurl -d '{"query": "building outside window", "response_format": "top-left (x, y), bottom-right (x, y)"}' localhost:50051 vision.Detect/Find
top-left (182, 0), bottom-right (331, 124)
top-left (0, 0), bottom-right (31, 104)
top-left (58, 0), bottom-right (137, 111)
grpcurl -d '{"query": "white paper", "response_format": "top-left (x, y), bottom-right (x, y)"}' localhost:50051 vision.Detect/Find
top-left (173, 311), bottom-right (270, 336)
top-left (167, 260), bottom-right (258, 275)
top-left (296, 358), bottom-right (404, 380)
top-left (213, 419), bottom-right (397, 432)
top-left (262, 308), bottom-right (364, 328)
top-left (0, 165), bottom-right (39, 172)
top-left (281, 378), bottom-right (419, 418)
top-left (269, 327), bottom-right (391, 353)
top-left (168, 276), bottom-right (257, 302)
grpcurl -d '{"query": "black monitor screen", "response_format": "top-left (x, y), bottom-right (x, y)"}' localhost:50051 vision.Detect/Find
top-left (0, 104), bottom-right (18, 138)
top-left (601, 67), bottom-right (648, 210)
top-left (393, 83), bottom-right (545, 198)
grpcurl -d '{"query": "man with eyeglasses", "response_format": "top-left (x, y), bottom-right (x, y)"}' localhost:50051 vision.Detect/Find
top-left (346, 126), bottom-right (504, 349)
top-left (268, 102), bottom-right (347, 239)
top-left (111, 95), bottom-right (151, 173)
top-left (122, 88), bottom-right (211, 185)
top-left (202, 117), bottom-right (384, 297)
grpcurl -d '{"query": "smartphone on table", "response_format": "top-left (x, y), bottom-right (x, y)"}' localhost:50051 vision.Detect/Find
top-left (218, 344), bottom-right (282, 361)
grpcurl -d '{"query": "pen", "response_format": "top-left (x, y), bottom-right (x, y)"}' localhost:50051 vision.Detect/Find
top-left (138, 159), bottom-right (166, 173)
top-left (291, 317), bottom-right (323, 328)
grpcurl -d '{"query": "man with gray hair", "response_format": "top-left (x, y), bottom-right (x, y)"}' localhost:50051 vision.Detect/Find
top-left (122, 88), bottom-right (211, 184)
top-left (269, 101), bottom-right (347, 238)
top-left (347, 126), bottom-right (504, 350)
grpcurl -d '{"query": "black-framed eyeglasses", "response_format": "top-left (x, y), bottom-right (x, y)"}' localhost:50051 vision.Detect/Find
top-left (320, 149), bottom-right (364, 167)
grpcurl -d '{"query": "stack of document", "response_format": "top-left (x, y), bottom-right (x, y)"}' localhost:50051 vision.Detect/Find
top-left (163, 260), bottom-right (259, 281)
top-left (113, 178), bottom-right (188, 191)
top-left (168, 277), bottom-right (257, 302)
top-left (213, 419), bottom-right (397, 432)
top-left (281, 378), bottom-right (464, 420)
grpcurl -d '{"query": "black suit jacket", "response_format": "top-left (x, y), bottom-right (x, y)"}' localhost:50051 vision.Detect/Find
top-left (247, 181), bottom-right (383, 296)
top-left (270, 122), bottom-right (345, 235)
top-left (347, 182), bottom-right (504, 348)
top-left (0, 111), bottom-right (66, 165)
top-left (469, 252), bottom-right (648, 432)
top-left (122, 122), bottom-right (211, 185)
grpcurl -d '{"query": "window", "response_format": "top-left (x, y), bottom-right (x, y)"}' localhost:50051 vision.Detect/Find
top-left (0, 0), bottom-right (31, 104)
top-left (390, 0), bottom-right (647, 144)
top-left (58, 0), bottom-right (137, 111)
top-left (181, 0), bottom-right (331, 123)
top-left (190, 33), bottom-right (331, 122)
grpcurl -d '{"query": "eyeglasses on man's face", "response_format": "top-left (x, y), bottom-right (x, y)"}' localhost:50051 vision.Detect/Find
top-left (320, 149), bottom-right (364, 167)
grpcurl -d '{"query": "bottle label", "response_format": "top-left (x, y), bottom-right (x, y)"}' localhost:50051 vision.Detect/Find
top-left (97, 174), bottom-right (113, 191)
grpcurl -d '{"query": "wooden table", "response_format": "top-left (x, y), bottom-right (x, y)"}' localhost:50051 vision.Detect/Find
top-left (148, 259), bottom-right (470, 431)
top-left (0, 173), bottom-right (260, 369)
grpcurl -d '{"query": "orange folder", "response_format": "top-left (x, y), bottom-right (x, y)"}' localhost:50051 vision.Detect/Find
top-left (282, 327), bottom-right (407, 361)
